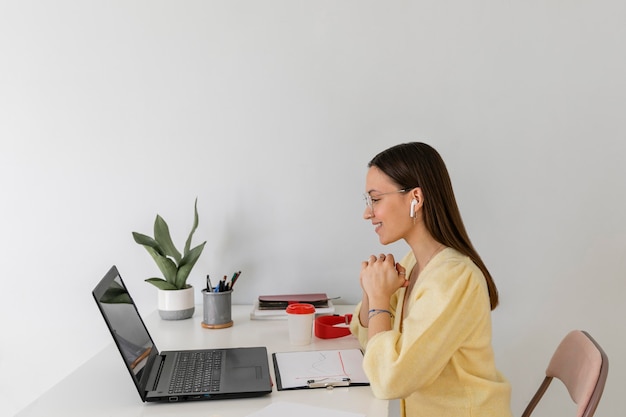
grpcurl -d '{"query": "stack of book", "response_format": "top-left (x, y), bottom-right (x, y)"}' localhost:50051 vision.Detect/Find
top-left (249, 293), bottom-right (336, 320)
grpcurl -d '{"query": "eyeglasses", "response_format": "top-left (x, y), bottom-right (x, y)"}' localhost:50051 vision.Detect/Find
top-left (363, 188), bottom-right (410, 215)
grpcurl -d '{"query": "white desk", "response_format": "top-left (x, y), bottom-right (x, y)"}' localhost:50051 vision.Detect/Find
top-left (17, 305), bottom-right (389, 417)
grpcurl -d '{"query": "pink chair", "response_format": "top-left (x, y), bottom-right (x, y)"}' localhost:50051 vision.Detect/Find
top-left (522, 330), bottom-right (608, 417)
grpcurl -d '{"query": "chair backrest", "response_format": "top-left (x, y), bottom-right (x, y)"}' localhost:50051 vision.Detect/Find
top-left (521, 330), bottom-right (608, 417)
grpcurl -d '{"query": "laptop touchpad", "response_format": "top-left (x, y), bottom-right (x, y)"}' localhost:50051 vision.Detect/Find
top-left (232, 366), bottom-right (262, 379)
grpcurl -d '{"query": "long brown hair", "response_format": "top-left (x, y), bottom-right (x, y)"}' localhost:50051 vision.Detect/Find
top-left (369, 142), bottom-right (499, 310)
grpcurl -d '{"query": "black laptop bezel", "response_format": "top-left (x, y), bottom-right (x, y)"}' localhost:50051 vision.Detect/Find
top-left (92, 265), bottom-right (158, 402)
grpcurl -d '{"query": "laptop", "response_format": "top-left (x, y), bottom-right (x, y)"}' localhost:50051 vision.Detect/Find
top-left (92, 265), bottom-right (273, 403)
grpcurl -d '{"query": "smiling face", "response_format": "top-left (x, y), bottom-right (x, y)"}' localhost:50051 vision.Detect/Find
top-left (363, 166), bottom-right (415, 245)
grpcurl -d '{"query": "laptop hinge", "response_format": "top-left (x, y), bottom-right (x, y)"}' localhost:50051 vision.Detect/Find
top-left (146, 354), bottom-right (165, 392)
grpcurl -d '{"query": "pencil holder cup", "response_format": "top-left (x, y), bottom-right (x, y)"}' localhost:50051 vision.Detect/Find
top-left (201, 289), bottom-right (233, 329)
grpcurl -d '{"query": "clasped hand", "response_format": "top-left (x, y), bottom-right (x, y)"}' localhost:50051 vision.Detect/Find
top-left (360, 253), bottom-right (408, 301)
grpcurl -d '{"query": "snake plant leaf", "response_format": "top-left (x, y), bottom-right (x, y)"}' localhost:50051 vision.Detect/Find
top-left (183, 198), bottom-right (200, 256)
top-left (154, 215), bottom-right (182, 264)
top-left (175, 241), bottom-right (206, 289)
top-left (145, 278), bottom-right (179, 290)
top-left (132, 232), bottom-right (165, 257)
top-left (144, 246), bottom-right (178, 285)
top-left (133, 199), bottom-right (205, 291)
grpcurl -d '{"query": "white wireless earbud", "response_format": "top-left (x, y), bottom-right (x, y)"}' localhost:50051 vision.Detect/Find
top-left (410, 198), bottom-right (418, 218)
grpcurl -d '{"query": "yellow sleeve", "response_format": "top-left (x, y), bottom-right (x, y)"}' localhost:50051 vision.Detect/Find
top-left (350, 302), bottom-right (369, 349)
top-left (361, 257), bottom-right (492, 399)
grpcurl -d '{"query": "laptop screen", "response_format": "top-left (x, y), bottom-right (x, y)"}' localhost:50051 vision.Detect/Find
top-left (93, 266), bottom-right (157, 391)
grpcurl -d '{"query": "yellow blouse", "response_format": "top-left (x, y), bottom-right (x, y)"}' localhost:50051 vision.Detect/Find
top-left (350, 248), bottom-right (512, 417)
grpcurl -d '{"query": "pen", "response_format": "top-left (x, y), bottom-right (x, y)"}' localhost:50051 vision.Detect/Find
top-left (228, 271), bottom-right (237, 290)
top-left (211, 271), bottom-right (241, 292)
top-left (230, 270), bottom-right (242, 289)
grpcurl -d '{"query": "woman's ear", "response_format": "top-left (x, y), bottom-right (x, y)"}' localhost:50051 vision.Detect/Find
top-left (412, 187), bottom-right (424, 207)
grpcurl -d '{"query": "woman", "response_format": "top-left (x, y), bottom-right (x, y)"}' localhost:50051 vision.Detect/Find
top-left (350, 142), bottom-right (512, 417)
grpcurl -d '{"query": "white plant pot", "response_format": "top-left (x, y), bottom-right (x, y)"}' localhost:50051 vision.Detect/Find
top-left (157, 286), bottom-right (195, 320)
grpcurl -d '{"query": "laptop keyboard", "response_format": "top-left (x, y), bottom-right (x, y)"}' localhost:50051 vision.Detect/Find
top-left (168, 350), bottom-right (223, 394)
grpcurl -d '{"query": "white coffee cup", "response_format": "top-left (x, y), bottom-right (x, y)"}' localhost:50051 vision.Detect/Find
top-left (286, 303), bottom-right (316, 345)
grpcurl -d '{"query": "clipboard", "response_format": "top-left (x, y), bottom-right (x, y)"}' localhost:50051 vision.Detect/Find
top-left (272, 349), bottom-right (370, 390)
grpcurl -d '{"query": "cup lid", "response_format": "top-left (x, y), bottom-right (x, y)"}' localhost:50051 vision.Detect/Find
top-left (285, 303), bottom-right (316, 314)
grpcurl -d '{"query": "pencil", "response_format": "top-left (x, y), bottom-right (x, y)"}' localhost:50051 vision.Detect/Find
top-left (231, 271), bottom-right (242, 289)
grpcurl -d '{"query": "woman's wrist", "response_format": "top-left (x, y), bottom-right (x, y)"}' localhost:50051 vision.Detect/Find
top-left (368, 308), bottom-right (394, 320)
top-left (367, 296), bottom-right (390, 311)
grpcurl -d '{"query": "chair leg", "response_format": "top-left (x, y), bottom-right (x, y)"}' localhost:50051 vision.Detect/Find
top-left (521, 377), bottom-right (553, 417)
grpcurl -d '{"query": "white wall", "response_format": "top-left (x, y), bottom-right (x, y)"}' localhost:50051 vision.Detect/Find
top-left (1, 1), bottom-right (625, 416)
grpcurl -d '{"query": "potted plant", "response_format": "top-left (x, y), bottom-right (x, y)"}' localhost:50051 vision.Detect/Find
top-left (132, 198), bottom-right (206, 320)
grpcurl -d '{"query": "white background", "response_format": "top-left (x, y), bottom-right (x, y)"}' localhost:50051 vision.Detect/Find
top-left (1, 1), bottom-right (624, 416)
